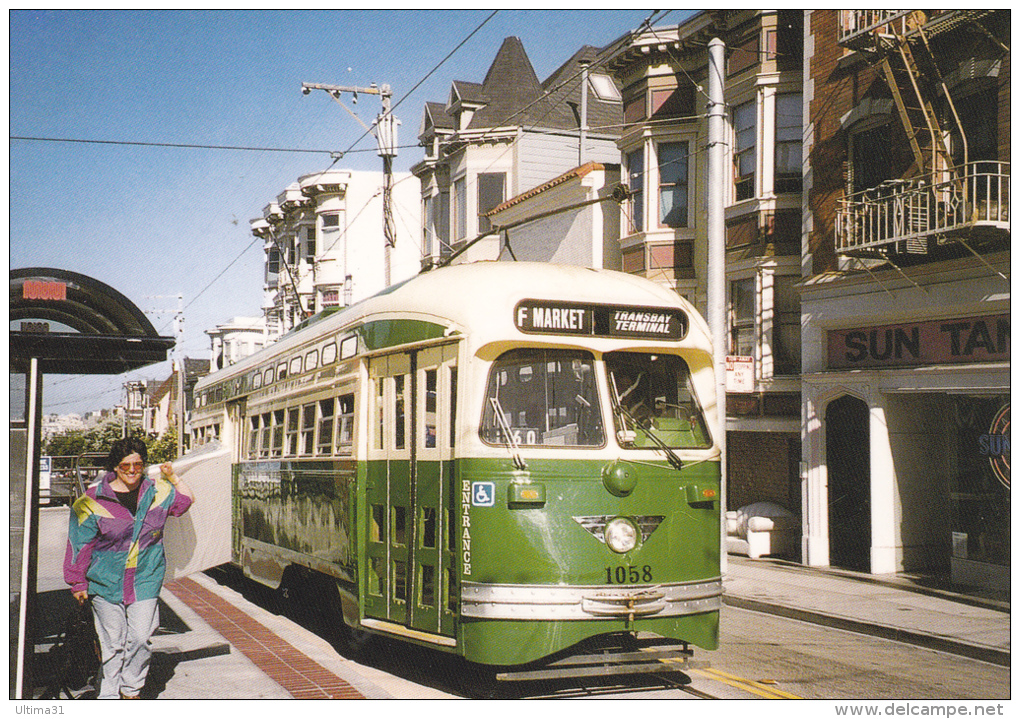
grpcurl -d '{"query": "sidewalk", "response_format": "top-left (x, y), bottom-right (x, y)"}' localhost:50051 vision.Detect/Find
top-left (29, 556), bottom-right (1009, 699)
top-left (722, 555), bottom-right (1010, 667)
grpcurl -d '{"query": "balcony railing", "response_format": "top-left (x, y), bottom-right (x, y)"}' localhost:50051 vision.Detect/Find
top-left (835, 162), bottom-right (1010, 255)
top-left (838, 10), bottom-right (913, 47)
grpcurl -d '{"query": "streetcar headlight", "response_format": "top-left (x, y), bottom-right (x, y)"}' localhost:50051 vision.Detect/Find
top-left (604, 517), bottom-right (639, 553)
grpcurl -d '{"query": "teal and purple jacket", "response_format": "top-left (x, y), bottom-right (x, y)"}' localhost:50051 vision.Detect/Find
top-left (64, 472), bottom-right (193, 605)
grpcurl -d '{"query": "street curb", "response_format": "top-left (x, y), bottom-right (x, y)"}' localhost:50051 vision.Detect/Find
top-left (722, 595), bottom-right (1011, 668)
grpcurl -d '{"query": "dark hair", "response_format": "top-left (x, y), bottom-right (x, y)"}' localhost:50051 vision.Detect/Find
top-left (105, 437), bottom-right (149, 472)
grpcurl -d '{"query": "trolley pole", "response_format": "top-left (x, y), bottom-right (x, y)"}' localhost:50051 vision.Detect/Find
top-left (707, 38), bottom-right (728, 572)
top-left (301, 81), bottom-right (399, 286)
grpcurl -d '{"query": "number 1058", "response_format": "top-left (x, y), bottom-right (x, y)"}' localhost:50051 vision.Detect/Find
top-left (605, 565), bottom-right (653, 584)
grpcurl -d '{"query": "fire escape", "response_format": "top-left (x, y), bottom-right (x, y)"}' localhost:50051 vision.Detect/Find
top-left (835, 11), bottom-right (1009, 263)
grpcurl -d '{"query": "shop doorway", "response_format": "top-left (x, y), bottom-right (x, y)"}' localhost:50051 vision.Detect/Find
top-left (827, 395), bottom-right (871, 571)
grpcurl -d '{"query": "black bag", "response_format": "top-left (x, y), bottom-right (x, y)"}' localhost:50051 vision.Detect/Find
top-left (38, 599), bottom-right (101, 699)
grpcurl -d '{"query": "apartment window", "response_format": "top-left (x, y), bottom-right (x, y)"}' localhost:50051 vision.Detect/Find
top-left (773, 276), bottom-right (801, 375)
top-left (322, 214), bottom-right (340, 231)
top-left (422, 195), bottom-right (435, 257)
top-left (734, 101), bottom-right (756, 201)
top-left (267, 247), bottom-right (280, 277)
top-left (453, 177), bottom-right (467, 241)
top-left (950, 86), bottom-right (998, 164)
top-left (477, 173), bottom-right (505, 234)
top-left (589, 73), bottom-right (622, 102)
top-left (849, 123), bottom-right (893, 194)
top-left (437, 191), bottom-right (450, 256)
top-left (775, 94), bottom-right (803, 194)
top-left (626, 148), bottom-right (644, 233)
top-left (730, 278), bottom-right (756, 357)
top-left (306, 225), bottom-right (317, 258)
top-left (658, 141), bottom-right (689, 227)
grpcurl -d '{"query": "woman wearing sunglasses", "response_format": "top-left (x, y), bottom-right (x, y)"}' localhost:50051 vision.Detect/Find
top-left (64, 436), bottom-right (194, 699)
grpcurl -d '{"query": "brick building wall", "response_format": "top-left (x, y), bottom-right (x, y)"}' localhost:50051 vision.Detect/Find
top-left (727, 431), bottom-right (801, 516)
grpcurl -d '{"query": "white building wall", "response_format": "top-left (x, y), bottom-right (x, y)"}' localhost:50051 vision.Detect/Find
top-left (517, 131), bottom-right (620, 194)
top-left (799, 253), bottom-right (1010, 573)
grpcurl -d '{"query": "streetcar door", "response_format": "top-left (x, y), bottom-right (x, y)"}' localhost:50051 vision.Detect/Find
top-left (409, 344), bottom-right (458, 636)
top-left (365, 353), bottom-right (413, 624)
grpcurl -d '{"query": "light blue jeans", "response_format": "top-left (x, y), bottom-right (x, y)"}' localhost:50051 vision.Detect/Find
top-left (91, 596), bottom-right (160, 699)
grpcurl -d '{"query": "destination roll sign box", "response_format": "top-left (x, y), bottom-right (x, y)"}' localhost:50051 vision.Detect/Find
top-left (515, 300), bottom-right (688, 341)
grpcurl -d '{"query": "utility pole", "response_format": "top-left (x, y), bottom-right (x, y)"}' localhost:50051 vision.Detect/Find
top-left (707, 38), bottom-right (728, 572)
top-left (174, 293), bottom-right (185, 457)
top-left (302, 81), bottom-right (400, 285)
top-left (147, 294), bottom-right (185, 456)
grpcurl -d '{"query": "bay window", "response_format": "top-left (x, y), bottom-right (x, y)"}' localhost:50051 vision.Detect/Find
top-left (734, 101), bottom-right (757, 201)
top-left (658, 142), bottom-right (689, 227)
top-left (626, 148), bottom-right (644, 233)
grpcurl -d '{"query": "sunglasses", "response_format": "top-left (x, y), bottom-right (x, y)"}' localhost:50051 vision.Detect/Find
top-left (116, 462), bottom-right (145, 473)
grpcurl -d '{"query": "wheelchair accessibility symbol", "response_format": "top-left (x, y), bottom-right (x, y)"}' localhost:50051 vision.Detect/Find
top-left (471, 481), bottom-right (496, 507)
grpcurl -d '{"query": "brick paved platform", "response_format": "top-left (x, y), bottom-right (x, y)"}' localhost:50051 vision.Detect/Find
top-left (164, 577), bottom-right (365, 699)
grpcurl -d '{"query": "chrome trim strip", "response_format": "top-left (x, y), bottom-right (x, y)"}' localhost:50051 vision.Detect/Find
top-left (359, 618), bottom-right (458, 647)
top-left (461, 578), bottom-right (722, 620)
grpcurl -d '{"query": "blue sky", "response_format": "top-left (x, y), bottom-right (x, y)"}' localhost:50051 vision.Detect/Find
top-left (10, 9), bottom-right (691, 416)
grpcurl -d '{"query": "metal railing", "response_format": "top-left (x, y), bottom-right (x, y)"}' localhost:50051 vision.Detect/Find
top-left (838, 10), bottom-right (913, 46)
top-left (835, 162), bottom-right (1010, 254)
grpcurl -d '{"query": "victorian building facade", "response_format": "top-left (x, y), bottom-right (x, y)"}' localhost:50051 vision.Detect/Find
top-left (413, 37), bottom-right (624, 268)
top-left (250, 169), bottom-right (420, 339)
top-left (602, 10), bottom-right (806, 524)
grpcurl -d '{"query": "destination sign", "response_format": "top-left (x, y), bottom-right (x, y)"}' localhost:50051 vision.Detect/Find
top-left (515, 300), bottom-right (688, 341)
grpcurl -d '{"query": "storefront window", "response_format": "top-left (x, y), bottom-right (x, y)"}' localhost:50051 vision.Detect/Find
top-left (949, 396), bottom-right (1010, 569)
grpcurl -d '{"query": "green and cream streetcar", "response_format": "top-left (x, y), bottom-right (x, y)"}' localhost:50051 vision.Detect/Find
top-left (189, 261), bottom-right (722, 679)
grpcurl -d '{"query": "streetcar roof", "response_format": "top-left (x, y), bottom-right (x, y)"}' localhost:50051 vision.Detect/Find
top-left (196, 262), bottom-right (709, 388)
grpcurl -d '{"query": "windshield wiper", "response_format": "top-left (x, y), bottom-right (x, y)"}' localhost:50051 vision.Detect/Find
top-left (609, 377), bottom-right (684, 472)
top-left (489, 397), bottom-right (527, 471)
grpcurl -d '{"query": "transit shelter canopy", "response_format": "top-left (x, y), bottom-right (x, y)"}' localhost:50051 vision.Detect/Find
top-left (10, 268), bottom-right (175, 374)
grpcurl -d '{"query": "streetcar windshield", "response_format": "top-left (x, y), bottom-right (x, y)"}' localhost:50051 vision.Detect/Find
top-left (605, 351), bottom-right (711, 449)
top-left (481, 349), bottom-right (604, 447)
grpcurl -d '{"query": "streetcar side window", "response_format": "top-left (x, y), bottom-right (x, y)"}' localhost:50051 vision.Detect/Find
top-left (322, 342), bottom-right (338, 365)
top-left (271, 410), bottom-right (285, 458)
top-left (305, 349), bottom-right (319, 371)
top-left (286, 408), bottom-right (300, 456)
top-left (449, 367), bottom-right (457, 449)
top-left (394, 375), bottom-right (407, 450)
top-left (247, 416), bottom-right (259, 459)
top-left (258, 413), bottom-right (271, 459)
top-left (337, 394), bottom-right (355, 454)
top-left (480, 348), bottom-right (604, 447)
top-left (424, 369), bottom-right (438, 449)
top-left (301, 403), bottom-right (316, 455)
top-left (375, 380), bottom-right (385, 450)
top-left (317, 399), bottom-right (334, 455)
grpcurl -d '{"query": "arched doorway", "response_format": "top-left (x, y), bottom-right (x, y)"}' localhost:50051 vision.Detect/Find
top-left (826, 394), bottom-right (871, 571)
